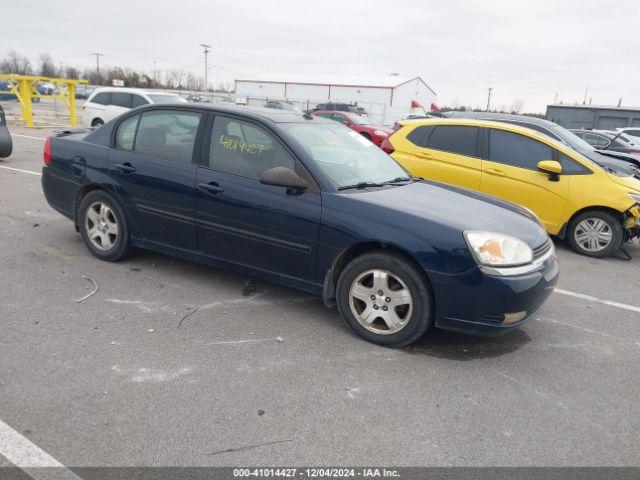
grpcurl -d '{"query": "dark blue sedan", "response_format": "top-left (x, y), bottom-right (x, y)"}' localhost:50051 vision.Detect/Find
top-left (41, 104), bottom-right (559, 346)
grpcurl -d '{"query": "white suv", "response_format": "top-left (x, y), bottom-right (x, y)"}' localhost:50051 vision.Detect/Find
top-left (82, 87), bottom-right (187, 127)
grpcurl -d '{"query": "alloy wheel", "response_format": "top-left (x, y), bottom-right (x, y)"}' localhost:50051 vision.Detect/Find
top-left (85, 201), bottom-right (118, 251)
top-left (348, 269), bottom-right (413, 335)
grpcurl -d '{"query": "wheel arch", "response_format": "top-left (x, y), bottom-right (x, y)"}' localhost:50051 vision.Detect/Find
top-left (73, 184), bottom-right (108, 231)
top-left (322, 241), bottom-right (434, 307)
top-left (559, 205), bottom-right (624, 239)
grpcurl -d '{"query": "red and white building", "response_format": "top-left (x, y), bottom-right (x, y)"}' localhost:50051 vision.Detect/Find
top-left (234, 74), bottom-right (436, 125)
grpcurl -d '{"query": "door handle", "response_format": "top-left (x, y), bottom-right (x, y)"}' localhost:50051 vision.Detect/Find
top-left (198, 182), bottom-right (224, 194)
top-left (115, 163), bottom-right (136, 174)
top-left (485, 168), bottom-right (506, 177)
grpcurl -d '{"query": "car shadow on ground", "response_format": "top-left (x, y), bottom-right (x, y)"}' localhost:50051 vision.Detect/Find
top-left (402, 327), bottom-right (531, 361)
top-left (553, 236), bottom-right (640, 262)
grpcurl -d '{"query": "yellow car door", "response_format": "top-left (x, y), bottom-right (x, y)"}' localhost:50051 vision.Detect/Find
top-left (395, 124), bottom-right (482, 190)
top-left (480, 127), bottom-right (569, 234)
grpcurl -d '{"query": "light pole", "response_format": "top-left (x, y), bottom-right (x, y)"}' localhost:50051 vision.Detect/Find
top-left (486, 87), bottom-right (493, 112)
top-left (91, 52), bottom-right (103, 85)
top-left (199, 43), bottom-right (212, 92)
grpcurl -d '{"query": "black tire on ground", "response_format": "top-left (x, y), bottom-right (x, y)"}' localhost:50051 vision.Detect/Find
top-left (567, 210), bottom-right (623, 258)
top-left (336, 250), bottom-right (433, 347)
top-left (78, 190), bottom-right (131, 262)
top-left (91, 118), bottom-right (104, 127)
top-left (359, 132), bottom-right (372, 141)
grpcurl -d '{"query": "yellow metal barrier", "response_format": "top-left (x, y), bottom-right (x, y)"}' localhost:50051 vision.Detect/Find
top-left (0, 74), bottom-right (88, 127)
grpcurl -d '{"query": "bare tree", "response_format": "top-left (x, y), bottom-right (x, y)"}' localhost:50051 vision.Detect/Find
top-left (0, 50), bottom-right (33, 75)
top-left (38, 53), bottom-right (56, 77)
top-left (65, 66), bottom-right (80, 80)
top-left (510, 98), bottom-right (524, 114)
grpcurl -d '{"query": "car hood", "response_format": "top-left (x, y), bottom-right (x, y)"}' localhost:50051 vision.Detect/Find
top-left (339, 180), bottom-right (549, 248)
top-left (605, 172), bottom-right (640, 193)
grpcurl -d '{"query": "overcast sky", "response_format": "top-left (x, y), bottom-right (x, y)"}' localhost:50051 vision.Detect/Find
top-left (4, 0), bottom-right (639, 113)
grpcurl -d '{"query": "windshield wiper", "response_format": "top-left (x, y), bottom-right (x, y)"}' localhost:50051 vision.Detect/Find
top-left (337, 181), bottom-right (386, 191)
top-left (382, 176), bottom-right (416, 184)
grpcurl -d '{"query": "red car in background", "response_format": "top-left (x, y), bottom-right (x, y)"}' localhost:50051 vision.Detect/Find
top-left (311, 110), bottom-right (393, 147)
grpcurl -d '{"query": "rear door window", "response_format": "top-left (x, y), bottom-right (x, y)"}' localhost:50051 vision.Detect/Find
top-left (134, 110), bottom-right (201, 163)
top-left (427, 125), bottom-right (479, 157)
top-left (111, 93), bottom-right (132, 108)
top-left (488, 129), bottom-right (553, 170)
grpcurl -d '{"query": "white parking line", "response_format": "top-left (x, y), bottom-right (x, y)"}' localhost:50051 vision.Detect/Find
top-left (555, 288), bottom-right (640, 314)
top-left (11, 134), bottom-right (47, 141)
top-left (0, 418), bottom-right (83, 479)
top-left (0, 165), bottom-right (41, 176)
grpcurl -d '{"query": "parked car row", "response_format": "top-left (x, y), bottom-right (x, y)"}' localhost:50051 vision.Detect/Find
top-left (41, 105), bottom-right (559, 347)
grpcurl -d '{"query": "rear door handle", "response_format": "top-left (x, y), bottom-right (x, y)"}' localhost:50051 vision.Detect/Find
top-left (485, 168), bottom-right (506, 177)
top-left (115, 162), bottom-right (136, 174)
top-left (198, 182), bottom-right (224, 194)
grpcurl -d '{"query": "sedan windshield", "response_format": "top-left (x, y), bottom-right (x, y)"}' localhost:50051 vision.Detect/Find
top-left (283, 123), bottom-right (409, 189)
top-left (147, 94), bottom-right (188, 104)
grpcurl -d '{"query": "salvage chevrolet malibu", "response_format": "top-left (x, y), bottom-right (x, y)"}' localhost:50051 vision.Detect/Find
top-left (41, 105), bottom-right (558, 346)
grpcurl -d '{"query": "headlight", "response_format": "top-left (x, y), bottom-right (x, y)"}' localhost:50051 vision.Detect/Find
top-left (374, 130), bottom-right (388, 136)
top-left (464, 231), bottom-right (533, 267)
top-left (630, 193), bottom-right (640, 204)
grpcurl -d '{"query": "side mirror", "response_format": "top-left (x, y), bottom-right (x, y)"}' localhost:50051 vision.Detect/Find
top-left (260, 167), bottom-right (308, 190)
top-left (537, 160), bottom-right (562, 175)
top-left (0, 106), bottom-right (13, 158)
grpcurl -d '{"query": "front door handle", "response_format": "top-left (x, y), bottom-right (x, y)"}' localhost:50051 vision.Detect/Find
top-left (485, 168), bottom-right (506, 177)
top-left (115, 162), bottom-right (136, 174)
top-left (198, 182), bottom-right (224, 194)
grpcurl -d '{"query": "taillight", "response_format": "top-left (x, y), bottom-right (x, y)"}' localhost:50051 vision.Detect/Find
top-left (380, 137), bottom-right (394, 154)
top-left (43, 137), bottom-right (52, 165)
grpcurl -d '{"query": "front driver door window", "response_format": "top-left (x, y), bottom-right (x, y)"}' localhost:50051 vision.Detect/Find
top-left (195, 115), bottom-right (321, 282)
top-left (481, 128), bottom-right (568, 232)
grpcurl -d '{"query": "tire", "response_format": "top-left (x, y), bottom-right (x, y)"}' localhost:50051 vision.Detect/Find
top-left (336, 250), bottom-right (433, 347)
top-left (567, 210), bottom-right (623, 258)
top-left (91, 118), bottom-right (104, 127)
top-left (359, 132), bottom-right (372, 142)
top-left (78, 190), bottom-right (131, 261)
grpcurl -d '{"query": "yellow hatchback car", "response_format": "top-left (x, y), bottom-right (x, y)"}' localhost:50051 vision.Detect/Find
top-left (387, 118), bottom-right (640, 257)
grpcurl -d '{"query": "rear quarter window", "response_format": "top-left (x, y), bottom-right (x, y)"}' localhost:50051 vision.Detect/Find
top-left (405, 125), bottom-right (432, 147)
top-left (90, 92), bottom-right (110, 105)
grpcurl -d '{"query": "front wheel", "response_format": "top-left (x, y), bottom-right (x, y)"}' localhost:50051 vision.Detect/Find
top-left (567, 210), bottom-right (623, 258)
top-left (78, 190), bottom-right (131, 261)
top-left (336, 251), bottom-right (433, 347)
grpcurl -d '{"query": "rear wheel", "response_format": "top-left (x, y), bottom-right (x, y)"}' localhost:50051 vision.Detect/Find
top-left (79, 190), bottom-right (131, 261)
top-left (91, 118), bottom-right (104, 127)
top-left (359, 131), bottom-right (372, 142)
top-left (567, 210), bottom-right (623, 258)
top-left (336, 251), bottom-right (432, 347)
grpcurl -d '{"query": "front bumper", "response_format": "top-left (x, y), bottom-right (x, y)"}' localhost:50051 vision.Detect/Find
top-left (428, 253), bottom-right (559, 336)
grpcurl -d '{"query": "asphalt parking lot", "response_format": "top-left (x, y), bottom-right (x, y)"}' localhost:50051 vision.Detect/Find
top-left (1, 123), bottom-right (640, 468)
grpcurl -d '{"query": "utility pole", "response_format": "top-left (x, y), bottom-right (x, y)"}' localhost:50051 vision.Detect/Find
top-left (152, 60), bottom-right (157, 87)
top-left (486, 87), bottom-right (493, 112)
top-left (91, 52), bottom-right (103, 85)
top-left (199, 43), bottom-right (212, 92)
